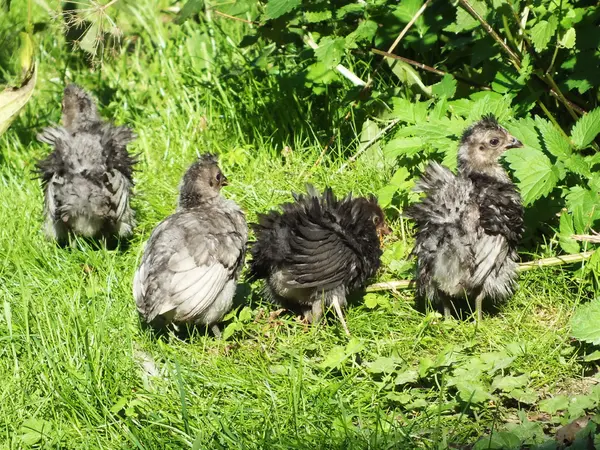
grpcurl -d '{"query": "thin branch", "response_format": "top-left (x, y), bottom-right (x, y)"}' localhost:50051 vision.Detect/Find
top-left (336, 119), bottom-right (400, 173)
top-left (366, 251), bottom-right (595, 292)
top-left (213, 9), bottom-right (257, 24)
top-left (371, 49), bottom-right (491, 90)
top-left (458, 0), bottom-right (521, 69)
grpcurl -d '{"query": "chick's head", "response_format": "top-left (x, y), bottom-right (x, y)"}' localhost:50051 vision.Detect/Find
top-left (179, 153), bottom-right (228, 208)
top-left (458, 114), bottom-right (522, 176)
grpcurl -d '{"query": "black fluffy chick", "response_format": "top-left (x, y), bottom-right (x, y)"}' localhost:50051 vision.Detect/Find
top-left (134, 154), bottom-right (247, 336)
top-left (407, 114), bottom-right (524, 320)
top-left (36, 84), bottom-right (137, 243)
top-left (249, 185), bottom-right (389, 335)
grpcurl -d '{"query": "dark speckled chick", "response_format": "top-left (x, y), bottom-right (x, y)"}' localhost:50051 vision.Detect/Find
top-left (133, 154), bottom-right (247, 336)
top-left (249, 185), bottom-right (389, 335)
top-left (407, 114), bottom-right (524, 320)
top-left (36, 84), bottom-right (137, 243)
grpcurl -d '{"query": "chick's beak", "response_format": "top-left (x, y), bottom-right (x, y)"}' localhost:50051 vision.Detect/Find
top-left (506, 136), bottom-right (523, 149)
top-left (378, 223), bottom-right (392, 243)
top-left (221, 175), bottom-right (229, 186)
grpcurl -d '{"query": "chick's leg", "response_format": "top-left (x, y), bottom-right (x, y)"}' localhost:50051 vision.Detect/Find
top-left (474, 292), bottom-right (485, 322)
top-left (331, 293), bottom-right (350, 336)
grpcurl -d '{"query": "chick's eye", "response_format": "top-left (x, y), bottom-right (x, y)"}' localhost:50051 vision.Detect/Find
top-left (372, 215), bottom-right (380, 225)
top-left (215, 173), bottom-right (222, 182)
top-left (489, 138), bottom-right (500, 146)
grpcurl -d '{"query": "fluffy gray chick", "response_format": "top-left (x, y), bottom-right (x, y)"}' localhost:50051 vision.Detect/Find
top-left (133, 154), bottom-right (247, 336)
top-left (36, 84), bottom-right (137, 243)
top-left (407, 114), bottom-right (524, 320)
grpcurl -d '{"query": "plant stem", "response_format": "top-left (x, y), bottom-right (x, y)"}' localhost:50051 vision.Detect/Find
top-left (371, 49), bottom-right (491, 90)
top-left (366, 251), bottom-right (595, 292)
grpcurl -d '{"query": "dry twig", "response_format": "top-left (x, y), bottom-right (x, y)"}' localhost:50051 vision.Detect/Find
top-left (366, 251), bottom-right (595, 292)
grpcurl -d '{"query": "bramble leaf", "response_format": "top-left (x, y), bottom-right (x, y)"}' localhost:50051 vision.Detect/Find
top-left (571, 299), bottom-right (600, 345)
top-left (505, 147), bottom-right (560, 205)
top-left (265, 0), bottom-right (301, 19)
top-left (314, 37), bottom-right (346, 69)
top-left (432, 74), bottom-right (457, 99)
top-left (558, 213), bottom-right (580, 254)
top-left (530, 16), bottom-right (558, 52)
top-left (571, 107), bottom-right (600, 149)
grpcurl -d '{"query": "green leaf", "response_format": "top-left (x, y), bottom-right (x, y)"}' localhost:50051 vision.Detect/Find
top-left (305, 61), bottom-right (338, 85)
top-left (382, 137), bottom-right (424, 159)
top-left (559, 213), bottom-right (581, 254)
top-left (304, 10), bottom-right (332, 23)
top-left (222, 321), bottom-right (243, 340)
top-left (367, 357), bottom-right (399, 374)
top-left (473, 431), bottom-right (522, 450)
top-left (559, 28), bottom-right (576, 49)
top-left (238, 306), bottom-right (253, 322)
top-left (319, 338), bottom-right (363, 369)
top-left (389, 98), bottom-right (430, 124)
top-left (529, 16), bottom-right (558, 53)
top-left (508, 388), bottom-right (538, 405)
top-left (455, 380), bottom-right (494, 404)
top-left (539, 395), bottom-right (570, 414)
top-left (345, 20), bottom-right (377, 48)
top-left (19, 418), bottom-right (54, 446)
top-left (505, 147), bottom-right (560, 205)
top-left (583, 350), bottom-right (600, 362)
top-left (571, 299), bottom-right (600, 345)
top-left (565, 186), bottom-right (600, 233)
top-left (314, 37), bottom-right (346, 69)
top-left (534, 116), bottom-right (571, 160)
top-left (445, 1), bottom-right (488, 33)
top-left (492, 374), bottom-right (528, 392)
top-left (571, 107), bottom-right (600, 149)
top-left (507, 117), bottom-right (541, 149)
top-left (265, 0), bottom-right (301, 19)
top-left (174, 0), bottom-right (204, 24)
top-left (394, 369), bottom-right (418, 386)
top-left (431, 74), bottom-right (457, 99)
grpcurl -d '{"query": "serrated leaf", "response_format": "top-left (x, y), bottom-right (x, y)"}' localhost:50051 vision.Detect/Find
top-left (345, 20), bottom-right (377, 48)
top-left (534, 116), bottom-right (571, 160)
top-left (367, 357), bottom-right (399, 374)
top-left (390, 98), bottom-right (430, 124)
top-left (363, 293), bottom-right (387, 309)
top-left (571, 300), bottom-right (600, 345)
top-left (445, 1), bottom-right (488, 33)
top-left (394, 369), bottom-right (418, 386)
top-left (432, 74), bottom-right (457, 99)
top-left (492, 374), bottom-right (528, 392)
top-left (304, 10), bottom-right (332, 23)
top-left (559, 28), bottom-right (576, 48)
top-left (238, 306), bottom-right (253, 322)
top-left (571, 107), bottom-right (600, 149)
top-left (559, 213), bottom-right (581, 254)
top-left (539, 395), bottom-right (570, 413)
top-left (382, 137), bottom-right (424, 159)
top-left (305, 61), bottom-right (338, 85)
top-left (505, 147), bottom-right (560, 205)
top-left (265, 0), bottom-right (301, 19)
top-left (566, 186), bottom-right (600, 233)
top-left (507, 117), bottom-right (541, 149)
top-left (530, 16), bottom-right (558, 53)
top-left (314, 37), bottom-right (346, 69)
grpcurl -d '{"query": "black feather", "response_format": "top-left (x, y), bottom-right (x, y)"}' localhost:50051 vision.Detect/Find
top-left (249, 185), bottom-right (385, 324)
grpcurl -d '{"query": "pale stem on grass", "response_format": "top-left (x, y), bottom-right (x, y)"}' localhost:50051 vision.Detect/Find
top-left (366, 251), bottom-right (595, 292)
top-left (304, 35), bottom-right (366, 87)
top-left (572, 233), bottom-right (600, 244)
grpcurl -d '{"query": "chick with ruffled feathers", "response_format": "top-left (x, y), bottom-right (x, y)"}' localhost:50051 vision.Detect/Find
top-left (36, 84), bottom-right (137, 243)
top-left (407, 114), bottom-right (524, 320)
top-left (134, 154), bottom-right (247, 336)
top-left (249, 186), bottom-right (389, 335)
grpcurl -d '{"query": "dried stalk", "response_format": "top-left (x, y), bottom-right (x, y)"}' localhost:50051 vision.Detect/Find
top-left (371, 49), bottom-right (491, 90)
top-left (572, 234), bottom-right (600, 244)
top-left (366, 251), bottom-right (595, 292)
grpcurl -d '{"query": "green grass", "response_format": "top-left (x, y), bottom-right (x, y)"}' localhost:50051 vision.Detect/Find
top-left (0, 2), bottom-right (597, 448)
